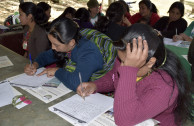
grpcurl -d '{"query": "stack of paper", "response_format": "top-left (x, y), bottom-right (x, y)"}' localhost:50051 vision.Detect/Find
top-left (49, 93), bottom-right (114, 126)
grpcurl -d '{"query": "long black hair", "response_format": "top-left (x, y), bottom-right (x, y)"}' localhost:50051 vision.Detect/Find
top-left (47, 17), bottom-right (81, 67)
top-left (19, 2), bottom-right (48, 26)
top-left (113, 23), bottom-right (192, 124)
top-left (94, 1), bottom-right (125, 33)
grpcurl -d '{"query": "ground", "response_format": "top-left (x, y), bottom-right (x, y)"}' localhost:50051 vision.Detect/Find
top-left (0, 0), bottom-right (193, 25)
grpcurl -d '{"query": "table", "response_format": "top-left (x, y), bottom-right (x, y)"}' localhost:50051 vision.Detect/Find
top-left (0, 45), bottom-right (74, 126)
top-left (165, 45), bottom-right (191, 81)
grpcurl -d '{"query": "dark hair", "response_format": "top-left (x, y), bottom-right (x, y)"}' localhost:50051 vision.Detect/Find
top-left (168, 1), bottom-right (185, 17)
top-left (118, 0), bottom-right (130, 13)
top-left (37, 2), bottom-right (51, 12)
top-left (139, 0), bottom-right (158, 14)
top-left (58, 7), bottom-right (76, 19)
top-left (94, 1), bottom-right (125, 33)
top-left (75, 8), bottom-right (90, 22)
top-left (113, 23), bottom-right (192, 124)
top-left (48, 17), bottom-right (81, 67)
top-left (19, 2), bottom-right (48, 25)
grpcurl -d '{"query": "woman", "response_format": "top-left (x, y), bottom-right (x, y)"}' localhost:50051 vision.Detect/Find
top-left (154, 2), bottom-right (187, 38)
top-left (74, 8), bottom-right (93, 29)
top-left (58, 7), bottom-right (76, 20)
top-left (87, 0), bottom-right (104, 26)
top-left (77, 24), bottom-right (192, 126)
top-left (19, 2), bottom-right (50, 60)
top-left (24, 17), bottom-right (104, 92)
top-left (173, 21), bottom-right (194, 42)
top-left (95, 1), bottom-right (131, 41)
top-left (129, 0), bottom-right (160, 26)
top-left (37, 2), bottom-right (51, 21)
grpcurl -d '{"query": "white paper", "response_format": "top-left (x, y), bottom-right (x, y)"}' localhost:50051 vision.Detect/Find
top-left (0, 81), bottom-right (14, 107)
top-left (163, 38), bottom-right (182, 46)
top-left (49, 93), bottom-right (114, 126)
top-left (24, 83), bottom-right (72, 103)
top-left (0, 56), bottom-right (13, 68)
top-left (0, 81), bottom-right (22, 108)
top-left (89, 109), bottom-right (160, 126)
top-left (8, 68), bottom-right (54, 88)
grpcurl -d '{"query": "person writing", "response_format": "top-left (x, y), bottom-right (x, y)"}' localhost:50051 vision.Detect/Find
top-left (19, 2), bottom-right (50, 60)
top-left (24, 17), bottom-right (104, 91)
top-left (154, 2), bottom-right (187, 38)
top-left (77, 24), bottom-right (192, 125)
top-left (173, 21), bottom-right (194, 42)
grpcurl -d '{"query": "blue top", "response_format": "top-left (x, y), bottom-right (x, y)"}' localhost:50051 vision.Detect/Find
top-left (34, 38), bottom-right (103, 91)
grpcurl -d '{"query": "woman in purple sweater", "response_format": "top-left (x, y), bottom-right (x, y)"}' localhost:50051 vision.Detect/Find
top-left (77, 24), bottom-right (192, 126)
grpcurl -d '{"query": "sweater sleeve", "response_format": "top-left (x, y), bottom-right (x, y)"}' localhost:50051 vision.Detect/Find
top-left (150, 13), bottom-right (160, 26)
top-left (34, 49), bottom-right (57, 67)
top-left (55, 42), bottom-right (103, 92)
top-left (114, 66), bottom-right (178, 126)
top-left (94, 58), bottom-right (120, 93)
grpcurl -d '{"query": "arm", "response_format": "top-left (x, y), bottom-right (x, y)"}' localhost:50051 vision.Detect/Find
top-left (162, 18), bottom-right (187, 38)
top-left (55, 44), bottom-right (103, 91)
top-left (34, 49), bottom-right (57, 68)
top-left (114, 67), bottom-right (177, 125)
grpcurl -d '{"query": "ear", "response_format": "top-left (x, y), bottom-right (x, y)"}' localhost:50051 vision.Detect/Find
top-left (69, 39), bottom-right (76, 47)
top-left (147, 57), bottom-right (156, 69)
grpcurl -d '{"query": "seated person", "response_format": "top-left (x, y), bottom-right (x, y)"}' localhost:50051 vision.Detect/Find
top-left (188, 39), bottom-right (194, 81)
top-left (37, 2), bottom-right (51, 21)
top-left (74, 8), bottom-right (93, 29)
top-left (77, 24), bottom-right (192, 126)
top-left (95, 1), bottom-right (131, 41)
top-left (19, 2), bottom-right (50, 60)
top-left (24, 17), bottom-right (116, 91)
top-left (58, 7), bottom-right (76, 20)
top-left (129, 0), bottom-right (160, 26)
top-left (118, 0), bottom-right (131, 22)
top-left (87, 0), bottom-right (104, 26)
top-left (154, 2), bottom-right (187, 38)
top-left (173, 21), bottom-right (194, 42)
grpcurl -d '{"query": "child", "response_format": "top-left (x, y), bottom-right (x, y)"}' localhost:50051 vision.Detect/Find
top-left (58, 7), bottom-right (76, 20)
top-left (19, 2), bottom-right (50, 60)
top-left (77, 24), bottom-right (192, 125)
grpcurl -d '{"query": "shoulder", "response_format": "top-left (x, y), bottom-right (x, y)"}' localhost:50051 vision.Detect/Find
top-left (151, 13), bottom-right (160, 18)
top-left (178, 18), bottom-right (187, 24)
top-left (147, 70), bottom-right (174, 87)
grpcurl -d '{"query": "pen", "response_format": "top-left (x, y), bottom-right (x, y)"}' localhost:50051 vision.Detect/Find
top-left (79, 72), bottom-right (85, 100)
top-left (29, 53), bottom-right (32, 67)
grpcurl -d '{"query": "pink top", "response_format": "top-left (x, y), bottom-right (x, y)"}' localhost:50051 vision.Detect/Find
top-left (94, 58), bottom-right (179, 126)
top-left (129, 12), bottom-right (160, 26)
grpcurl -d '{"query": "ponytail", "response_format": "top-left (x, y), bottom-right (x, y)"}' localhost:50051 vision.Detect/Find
top-left (19, 2), bottom-right (48, 26)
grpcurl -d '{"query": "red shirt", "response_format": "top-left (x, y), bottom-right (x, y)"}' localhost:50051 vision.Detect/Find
top-left (130, 12), bottom-right (160, 26)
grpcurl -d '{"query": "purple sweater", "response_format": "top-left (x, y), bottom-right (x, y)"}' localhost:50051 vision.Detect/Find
top-left (94, 58), bottom-right (179, 126)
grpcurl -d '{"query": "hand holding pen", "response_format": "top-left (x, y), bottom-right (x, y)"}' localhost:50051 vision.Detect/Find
top-left (24, 54), bottom-right (38, 76)
top-left (76, 80), bottom-right (97, 98)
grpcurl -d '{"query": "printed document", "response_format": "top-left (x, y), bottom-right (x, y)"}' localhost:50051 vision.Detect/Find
top-left (49, 93), bottom-right (114, 126)
top-left (8, 68), bottom-right (54, 88)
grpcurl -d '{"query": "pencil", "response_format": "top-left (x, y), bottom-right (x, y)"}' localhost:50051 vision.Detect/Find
top-left (79, 72), bottom-right (85, 100)
top-left (29, 53), bottom-right (32, 67)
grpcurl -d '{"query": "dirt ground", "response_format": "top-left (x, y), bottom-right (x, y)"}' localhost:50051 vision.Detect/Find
top-left (0, 0), bottom-right (193, 25)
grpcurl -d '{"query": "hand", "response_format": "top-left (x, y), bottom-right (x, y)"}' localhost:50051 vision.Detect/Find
top-left (122, 17), bottom-right (131, 27)
top-left (37, 67), bottom-right (59, 77)
top-left (76, 82), bottom-right (96, 97)
top-left (121, 36), bottom-right (148, 68)
top-left (173, 35), bottom-right (183, 42)
top-left (24, 62), bottom-right (38, 75)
